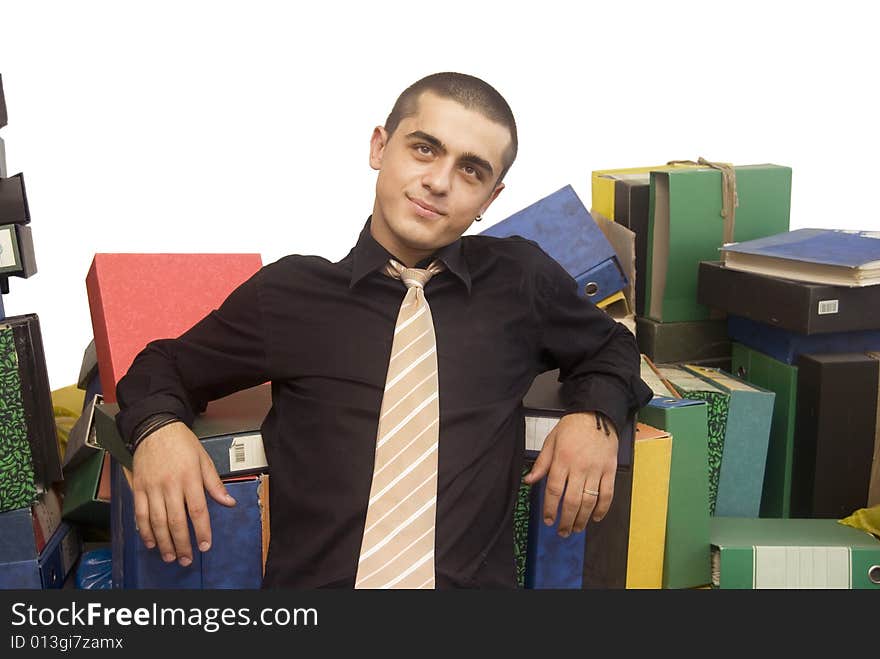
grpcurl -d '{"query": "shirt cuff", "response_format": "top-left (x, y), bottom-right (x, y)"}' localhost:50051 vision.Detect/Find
top-left (560, 374), bottom-right (639, 439)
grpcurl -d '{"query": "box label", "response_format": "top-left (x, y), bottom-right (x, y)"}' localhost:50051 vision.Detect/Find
top-left (228, 434), bottom-right (267, 473)
top-left (817, 299), bottom-right (839, 315)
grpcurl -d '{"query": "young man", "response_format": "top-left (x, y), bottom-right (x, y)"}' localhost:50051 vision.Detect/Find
top-left (115, 72), bottom-right (653, 588)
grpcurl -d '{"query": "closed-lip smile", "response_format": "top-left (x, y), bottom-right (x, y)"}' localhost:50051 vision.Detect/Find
top-left (408, 196), bottom-right (446, 216)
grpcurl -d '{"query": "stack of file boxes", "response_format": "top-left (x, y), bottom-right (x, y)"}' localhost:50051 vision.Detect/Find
top-left (697, 259), bottom-right (880, 519)
top-left (590, 161), bottom-right (793, 372)
top-left (84, 252), bottom-right (269, 589)
top-left (0, 73), bottom-right (80, 588)
top-left (95, 386), bottom-right (270, 588)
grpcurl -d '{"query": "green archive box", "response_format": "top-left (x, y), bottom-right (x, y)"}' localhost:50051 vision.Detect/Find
top-left (645, 164), bottom-right (791, 323)
top-left (730, 342), bottom-right (799, 518)
top-left (638, 397), bottom-right (711, 589)
top-left (711, 517), bottom-right (880, 589)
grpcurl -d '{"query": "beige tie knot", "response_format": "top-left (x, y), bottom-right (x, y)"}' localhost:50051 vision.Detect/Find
top-left (384, 259), bottom-right (446, 290)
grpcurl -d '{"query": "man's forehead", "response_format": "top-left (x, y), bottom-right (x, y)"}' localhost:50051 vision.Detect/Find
top-left (398, 92), bottom-right (511, 166)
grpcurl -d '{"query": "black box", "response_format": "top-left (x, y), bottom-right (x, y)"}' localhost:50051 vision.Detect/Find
top-left (698, 260), bottom-right (880, 334)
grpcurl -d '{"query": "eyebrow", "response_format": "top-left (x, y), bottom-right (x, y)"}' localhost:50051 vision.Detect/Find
top-left (405, 130), bottom-right (495, 178)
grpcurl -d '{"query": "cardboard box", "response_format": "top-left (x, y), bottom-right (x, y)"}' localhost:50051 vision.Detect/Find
top-left (625, 422), bottom-right (672, 589)
top-left (682, 364), bottom-right (775, 518)
top-left (95, 384), bottom-right (270, 477)
top-left (1, 314), bottom-right (63, 489)
top-left (77, 339), bottom-right (98, 391)
top-left (612, 175), bottom-right (651, 315)
top-left (711, 517), bottom-right (880, 589)
top-left (592, 209), bottom-right (636, 335)
top-left (522, 369), bottom-right (635, 468)
top-left (0, 323), bottom-right (37, 513)
top-left (62, 392), bottom-right (103, 471)
top-left (62, 447), bottom-right (111, 527)
top-left (590, 163), bottom-right (701, 221)
top-left (868, 352), bottom-right (880, 508)
top-left (639, 394), bottom-right (711, 589)
top-left (792, 353), bottom-right (877, 518)
top-left (0, 173), bottom-right (29, 225)
top-left (0, 223), bottom-right (36, 278)
top-left (0, 522), bottom-right (82, 589)
top-left (85, 253), bottom-right (263, 403)
top-left (727, 314), bottom-right (880, 365)
top-left (657, 365), bottom-right (729, 516)
top-left (636, 316), bottom-right (730, 364)
top-left (0, 487), bottom-right (63, 562)
top-left (730, 343), bottom-right (799, 518)
top-left (698, 260), bottom-right (880, 334)
top-left (645, 165), bottom-right (791, 322)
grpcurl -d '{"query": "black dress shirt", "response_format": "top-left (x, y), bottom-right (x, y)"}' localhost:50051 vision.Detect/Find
top-left (115, 218), bottom-right (653, 588)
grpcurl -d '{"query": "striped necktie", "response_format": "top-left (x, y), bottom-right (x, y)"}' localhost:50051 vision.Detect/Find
top-left (355, 258), bottom-right (445, 589)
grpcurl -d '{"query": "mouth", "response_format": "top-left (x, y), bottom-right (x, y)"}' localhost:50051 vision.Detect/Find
top-left (407, 195), bottom-right (446, 219)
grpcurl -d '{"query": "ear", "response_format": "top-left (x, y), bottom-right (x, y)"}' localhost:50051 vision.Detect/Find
top-left (369, 126), bottom-right (388, 171)
top-left (479, 182), bottom-right (505, 216)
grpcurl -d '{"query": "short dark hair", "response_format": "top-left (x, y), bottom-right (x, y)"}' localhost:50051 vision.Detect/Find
top-left (384, 72), bottom-right (518, 183)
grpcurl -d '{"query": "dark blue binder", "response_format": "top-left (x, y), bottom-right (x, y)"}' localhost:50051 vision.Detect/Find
top-left (525, 462), bottom-right (634, 590)
top-left (110, 459), bottom-right (266, 589)
top-left (479, 185), bottom-right (628, 302)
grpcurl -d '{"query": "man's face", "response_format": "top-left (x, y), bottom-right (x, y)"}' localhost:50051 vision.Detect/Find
top-left (369, 91), bottom-right (511, 266)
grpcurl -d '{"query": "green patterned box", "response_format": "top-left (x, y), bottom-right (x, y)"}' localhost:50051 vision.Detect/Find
top-left (0, 326), bottom-right (38, 513)
top-left (514, 463), bottom-right (532, 588)
top-left (659, 365), bottom-right (730, 516)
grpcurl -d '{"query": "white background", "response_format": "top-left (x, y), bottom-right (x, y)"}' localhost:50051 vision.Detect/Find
top-left (1, 0), bottom-right (878, 390)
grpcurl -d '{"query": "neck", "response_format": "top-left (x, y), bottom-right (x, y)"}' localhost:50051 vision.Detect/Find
top-left (369, 219), bottom-right (432, 268)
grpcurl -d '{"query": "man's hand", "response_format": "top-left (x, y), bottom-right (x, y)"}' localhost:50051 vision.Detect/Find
top-left (131, 422), bottom-right (237, 566)
top-left (522, 412), bottom-right (618, 537)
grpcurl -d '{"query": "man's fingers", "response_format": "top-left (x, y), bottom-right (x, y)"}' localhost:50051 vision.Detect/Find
top-left (200, 450), bottom-right (236, 507)
top-left (523, 429), bottom-right (556, 484)
top-left (133, 488), bottom-right (156, 550)
top-left (162, 488), bottom-right (194, 567)
top-left (147, 488), bottom-right (175, 563)
top-left (541, 462), bottom-right (568, 528)
top-left (184, 478), bottom-right (212, 554)
top-left (573, 478), bottom-right (600, 533)
top-left (592, 469), bottom-right (616, 522)
top-left (556, 475), bottom-right (588, 537)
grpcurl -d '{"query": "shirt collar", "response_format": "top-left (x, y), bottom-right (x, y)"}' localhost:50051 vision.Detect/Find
top-left (349, 217), bottom-right (472, 294)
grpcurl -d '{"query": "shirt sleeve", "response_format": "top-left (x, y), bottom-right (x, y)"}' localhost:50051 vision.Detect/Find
top-left (532, 245), bottom-right (653, 436)
top-left (114, 266), bottom-right (272, 448)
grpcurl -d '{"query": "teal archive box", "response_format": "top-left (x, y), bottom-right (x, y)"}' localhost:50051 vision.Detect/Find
top-left (683, 364), bottom-right (775, 518)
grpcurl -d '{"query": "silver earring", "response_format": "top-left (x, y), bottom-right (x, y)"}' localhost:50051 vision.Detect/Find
top-left (475, 214), bottom-right (483, 222)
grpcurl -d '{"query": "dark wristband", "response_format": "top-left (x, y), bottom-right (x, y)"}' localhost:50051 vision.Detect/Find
top-left (129, 413), bottom-right (182, 454)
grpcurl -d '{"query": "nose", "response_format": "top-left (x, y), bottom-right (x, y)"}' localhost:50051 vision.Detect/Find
top-left (421, 159), bottom-right (453, 195)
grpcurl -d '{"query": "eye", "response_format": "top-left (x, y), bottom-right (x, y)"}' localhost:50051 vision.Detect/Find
top-left (414, 144), bottom-right (434, 157)
top-left (462, 165), bottom-right (482, 180)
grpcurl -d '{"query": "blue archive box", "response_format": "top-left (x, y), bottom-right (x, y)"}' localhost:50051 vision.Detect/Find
top-left (479, 185), bottom-right (628, 302)
top-left (727, 315), bottom-right (880, 365)
top-left (0, 522), bottom-right (81, 589)
top-left (111, 459), bottom-right (268, 589)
